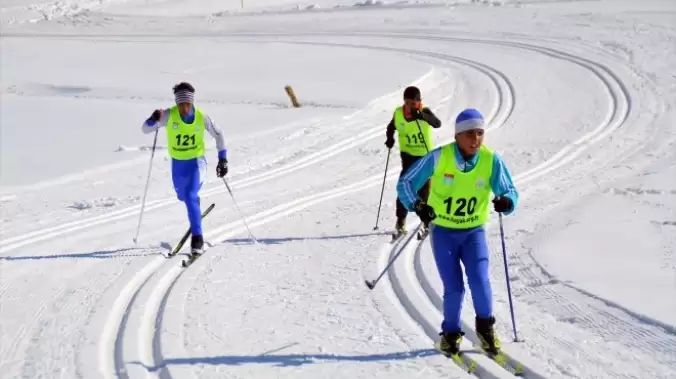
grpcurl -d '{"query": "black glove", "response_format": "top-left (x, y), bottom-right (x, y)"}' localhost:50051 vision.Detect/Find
top-left (150, 109), bottom-right (162, 122)
top-left (216, 158), bottom-right (228, 178)
top-left (413, 201), bottom-right (436, 224)
top-left (492, 196), bottom-right (512, 213)
top-left (384, 137), bottom-right (394, 149)
top-left (411, 108), bottom-right (424, 120)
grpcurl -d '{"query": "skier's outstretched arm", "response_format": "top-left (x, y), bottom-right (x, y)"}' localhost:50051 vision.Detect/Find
top-left (396, 149), bottom-right (441, 210)
top-left (141, 108), bottom-right (170, 134)
top-left (489, 153), bottom-right (519, 215)
top-left (204, 115), bottom-right (227, 161)
top-left (421, 107), bottom-right (442, 128)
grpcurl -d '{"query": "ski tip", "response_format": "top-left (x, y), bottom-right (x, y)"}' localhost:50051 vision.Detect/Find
top-left (365, 280), bottom-right (375, 290)
top-left (515, 362), bottom-right (525, 375)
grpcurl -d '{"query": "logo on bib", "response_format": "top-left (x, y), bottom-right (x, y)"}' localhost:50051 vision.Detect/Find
top-left (476, 178), bottom-right (486, 189)
top-left (172, 122), bottom-right (179, 130)
top-left (443, 173), bottom-right (454, 185)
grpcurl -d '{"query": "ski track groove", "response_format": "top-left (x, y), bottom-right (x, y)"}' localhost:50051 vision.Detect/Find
top-left (1, 280), bottom-right (70, 376)
top-left (313, 31), bottom-right (630, 180)
top-left (513, 247), bottom-right (676, 359)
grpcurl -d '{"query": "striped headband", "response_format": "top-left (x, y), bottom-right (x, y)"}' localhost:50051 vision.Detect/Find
top-left (175, 90), bottom-right (194, 104)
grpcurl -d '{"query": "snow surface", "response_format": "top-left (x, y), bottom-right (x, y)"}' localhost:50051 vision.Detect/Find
top-left (1, 0), bottom-right (676, 378)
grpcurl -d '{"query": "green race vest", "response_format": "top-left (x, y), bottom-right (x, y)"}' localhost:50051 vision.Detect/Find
top-left (165, 106), bottom-right (206, 160)
top-left (428, 143), bottom-right (494, 229)
top-left (393, 106), bottom-right (433, 156)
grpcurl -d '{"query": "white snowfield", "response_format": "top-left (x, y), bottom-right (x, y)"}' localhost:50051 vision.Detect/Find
top-left (1, 0), bottom-right (675, 378)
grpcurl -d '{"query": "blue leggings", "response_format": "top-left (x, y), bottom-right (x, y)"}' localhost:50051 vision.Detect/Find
top-left (171, 157), bottom-right (207, 236)
top-left (429, 223), bottom-right (493, 333)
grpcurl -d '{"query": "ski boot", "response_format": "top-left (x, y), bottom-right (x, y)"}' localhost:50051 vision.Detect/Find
top-left (391, 218), bottom-right (406, 242)
top-left (189, 234), bottom-right (204, 259)
top-left (437, 330), bottom-right (464, 356)
top-left (476, 316), bottom-right (502, 354)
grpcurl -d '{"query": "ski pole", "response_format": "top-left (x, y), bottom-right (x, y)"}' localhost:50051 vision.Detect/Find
top-left (364, 224), bottom-right (421, 290)
top-left (364, 228), bottom-right (415, 290)
top-left (415, 119), bottom-right (430, 154)
top-left (498, 211), bottom-right (520, 342)
top-left (373, 148), bottom-right (391, 230)
top-left (133, 128), bottom-right (159, 244)
top-left (222, 178), bottom-right (258, 244)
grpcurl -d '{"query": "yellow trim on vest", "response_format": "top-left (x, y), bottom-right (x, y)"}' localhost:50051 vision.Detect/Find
top-left (165, 106), bottom-right (206, 160)
top-left (393, 106), bottom-right (433, 156)
top-left (428, 143), bottom-right (494, 229)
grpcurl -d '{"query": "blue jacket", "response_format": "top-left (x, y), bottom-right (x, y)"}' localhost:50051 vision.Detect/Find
top-left (396, 143), bottom-right (519, 215)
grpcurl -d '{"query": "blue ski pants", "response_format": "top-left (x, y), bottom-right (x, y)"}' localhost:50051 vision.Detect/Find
top-left (429, 223), bottom-right (493, 333)
top-left (171, 156), bottom-right (207, 236)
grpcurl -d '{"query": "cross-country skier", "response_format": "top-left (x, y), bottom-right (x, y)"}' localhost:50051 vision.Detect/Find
top-left (141, 82), bottom-right (229, 258)
top-left (396, 108), bottom-right (518, 357)
top-left (384, 86), bottom-right (442, 238)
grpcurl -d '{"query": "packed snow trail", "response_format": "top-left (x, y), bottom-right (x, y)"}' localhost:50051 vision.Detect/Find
top-left (2, 1), bottom-right (676, 379)
top-left (371, 23), bottom-right (676, 379)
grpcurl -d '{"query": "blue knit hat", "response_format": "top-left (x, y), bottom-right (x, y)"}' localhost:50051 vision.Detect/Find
top-left (455, 108), bottom-right (485, 135)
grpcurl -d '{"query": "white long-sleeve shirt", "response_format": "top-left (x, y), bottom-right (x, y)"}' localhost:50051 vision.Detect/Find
top-left (141, 107), bottom-right (227, 160)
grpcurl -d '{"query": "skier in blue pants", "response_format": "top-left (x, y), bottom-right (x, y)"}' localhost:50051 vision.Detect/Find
top-left (142, 82), bottom-right (229, 257)
top-left (396, 108), bottom-right (519, 356)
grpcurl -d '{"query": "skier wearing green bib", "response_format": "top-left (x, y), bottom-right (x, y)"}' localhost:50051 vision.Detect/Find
top-left (384, 86), bottom-right (442, 237)
top-left (396, 108), bottom-right (519, 357)
top-left (142, 82), bottom-right (228, 258)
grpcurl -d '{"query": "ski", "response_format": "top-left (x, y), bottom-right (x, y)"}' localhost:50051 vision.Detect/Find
top-left (166, 203), bottom-right (216, 258)
top-left (433, 341), bottom-right (478, 376)
top-left (464, 343), bottom-right (525, 377)
top-left (477, 349), bottom-right (525, 376)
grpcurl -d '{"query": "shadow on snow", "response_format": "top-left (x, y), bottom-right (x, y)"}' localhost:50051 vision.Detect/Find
top-left (1, 231), bottom-right (391, 261)
top-left (0, 247), bottom-right (161, 261)
top-left (225, 231), bottom-right (391, 245)
top-left (130, 348), bottom-right (438, 371)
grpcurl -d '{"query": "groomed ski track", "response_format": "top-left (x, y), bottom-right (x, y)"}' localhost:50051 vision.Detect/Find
top-left (356, 32), bottom-right (676, 379)
top-left (104, 32), bottom-right (629, 379)
top-left (95, 34), bottom-right (517, 379)
top-left (3, 11), bottom-right (676, 379)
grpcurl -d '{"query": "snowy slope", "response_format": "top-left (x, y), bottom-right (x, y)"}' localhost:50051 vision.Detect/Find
top-left (1, 0), bottom-right (676, 378)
